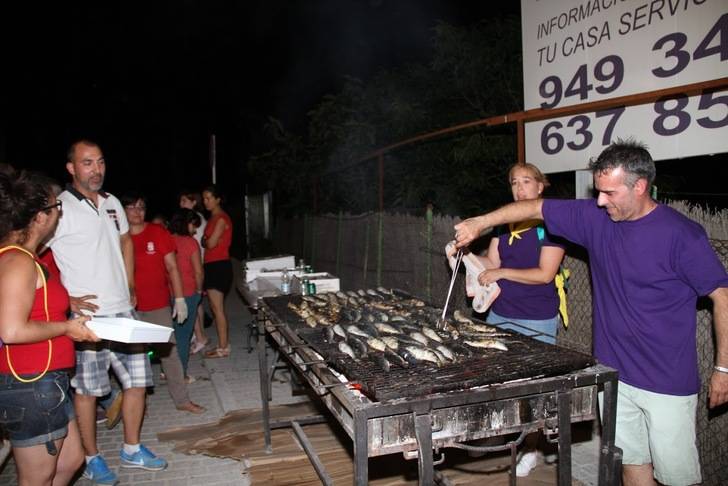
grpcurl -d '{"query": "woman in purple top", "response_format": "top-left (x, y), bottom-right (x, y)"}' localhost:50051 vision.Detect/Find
top-left (476, 163), bottom-right (565, 345)
top-left (474, 162), bottom-right (565, 477)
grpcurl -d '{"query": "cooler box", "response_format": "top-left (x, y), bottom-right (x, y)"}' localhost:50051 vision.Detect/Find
top-left (292, 272), bottom-right (340, 293)
top-left (244, 255), bottom-right (296, 282)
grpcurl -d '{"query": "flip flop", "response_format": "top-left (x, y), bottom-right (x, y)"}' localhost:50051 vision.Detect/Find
top-left (204, 346), bottom-right (230, 359)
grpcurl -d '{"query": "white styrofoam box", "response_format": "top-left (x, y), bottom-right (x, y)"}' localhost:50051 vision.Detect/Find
top-left (244, 255), bottom-right (295, 272)
top-left (86, 317), bottom-right (173, 343)
top-left (246, 268), bottom-right (305, 283)
top-left (292, 272), bottom-right (340, 293)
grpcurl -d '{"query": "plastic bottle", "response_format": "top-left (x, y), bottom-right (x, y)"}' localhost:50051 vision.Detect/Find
top-left (280, 269), bottom-right (291, 294)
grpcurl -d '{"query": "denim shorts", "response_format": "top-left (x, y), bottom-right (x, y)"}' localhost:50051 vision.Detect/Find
top-left (0, 370), bottom-right (75, 448)
top-left (486, 309), bottom-right (559, 345)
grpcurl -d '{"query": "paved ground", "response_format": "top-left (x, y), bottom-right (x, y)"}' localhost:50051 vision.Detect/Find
top-left (0, 260), bottom-right (602, 485)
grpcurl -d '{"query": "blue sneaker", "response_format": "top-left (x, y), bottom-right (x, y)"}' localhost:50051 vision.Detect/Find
top-left (82, 455), bottom-right (119, 485)
top-left (119, 444), bottom-right (168, 471)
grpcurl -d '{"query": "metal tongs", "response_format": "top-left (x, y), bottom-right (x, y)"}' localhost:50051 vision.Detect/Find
top-left (437, 248), bottom-right (463, 330)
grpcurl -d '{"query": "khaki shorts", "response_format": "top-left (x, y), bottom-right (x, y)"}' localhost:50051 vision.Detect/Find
top-left (600, 381), bottom-right (701, 485)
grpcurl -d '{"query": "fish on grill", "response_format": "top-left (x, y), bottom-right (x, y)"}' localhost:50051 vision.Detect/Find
top-left (345, 325), bottom-right (373, 339)
top-left (374, 322), bottom-right (401, 335)
top-left (384, 348), bottom-right (408, 368)
top-left (347, 335), bottom-right (369, 358)
top-left (463, 338), bottom-right (508, 351)
top-left (399, 345), bottom-right (442, 367)
top-left (371, 353), bottom-right (391, 372)
top-left (366, 337), bottom-right (387, 353)
top-left (338, 341), bottom-right (357, 360)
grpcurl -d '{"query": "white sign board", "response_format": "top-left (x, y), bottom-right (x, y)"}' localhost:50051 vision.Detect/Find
top-left (521, 0), bottom-right (728, 173)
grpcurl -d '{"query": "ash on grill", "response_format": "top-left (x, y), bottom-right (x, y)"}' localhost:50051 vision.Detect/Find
top-left (266, 289), bottom-right (594, 401)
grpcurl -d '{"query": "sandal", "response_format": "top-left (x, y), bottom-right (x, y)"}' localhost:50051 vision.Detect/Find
top-left (176, 401), bottom-right (206, 414)
top-left (190, 339), bottom-right (209, 355)
top-left (204, 346), bottom-right (230, 359)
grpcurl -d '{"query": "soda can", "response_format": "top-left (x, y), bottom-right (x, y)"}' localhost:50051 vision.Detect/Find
top-left (300, 279), bottom-right (309, 296)
top-left (308, 282), bottom-right (316, 295)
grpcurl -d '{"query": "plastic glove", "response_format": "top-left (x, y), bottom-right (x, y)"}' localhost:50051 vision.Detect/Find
top-left (172, 297), bottom-right (188, 323)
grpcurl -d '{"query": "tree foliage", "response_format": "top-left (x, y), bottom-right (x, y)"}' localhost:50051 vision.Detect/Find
top-left (248, 14), bottom-right (524, 217)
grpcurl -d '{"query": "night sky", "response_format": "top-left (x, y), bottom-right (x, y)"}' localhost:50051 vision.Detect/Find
top-left (1, 2), bottom-right (725, 215)
top-left (0, 1), bottom-right (516, 216)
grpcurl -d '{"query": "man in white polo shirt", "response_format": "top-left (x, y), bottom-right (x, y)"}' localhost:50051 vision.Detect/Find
top-left (48, 140), bottom-right (166, 485)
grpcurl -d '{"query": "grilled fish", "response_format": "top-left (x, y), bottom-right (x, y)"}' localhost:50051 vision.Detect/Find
top-left (402, 345), bottom-right (442, 366)
top-left (385, 348), bottom-right (408, 368)
top-left (409, 331), bottom-right (431, 347)
top-left (345, 325), bottom-right (371, 339)
top-left (421, 326), bottom-right (443, 343)
top-left (366, 337), bottom-right (387, 352)
top-left (380, 336), bottom-right (399, 350)
top-left (371, 353), bottom-right (391, 372)
top-left (347, 335), bottom-right (368, 358)
top-left (333, 324), bottom-right (347, 339)
top-left (435, 343), bottom-right (455, 362)
top-left (338, 341), bottom-right (357, 360)
top-left (463, 339), bottom-right (508, 351)
top-left (374, 322), bottom-right (401, 335)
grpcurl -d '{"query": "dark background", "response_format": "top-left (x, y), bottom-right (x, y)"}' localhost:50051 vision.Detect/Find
top-left (0, 2), bottom-right (515, 214)
top-left (1, 1), bottom-right (725, 223)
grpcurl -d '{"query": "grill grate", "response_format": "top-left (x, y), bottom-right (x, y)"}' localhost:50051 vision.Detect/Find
top-left (264, 294), bottom-right (595, 401)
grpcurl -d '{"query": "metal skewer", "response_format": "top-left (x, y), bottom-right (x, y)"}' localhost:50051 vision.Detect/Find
top-left (438, 248), bottom-right (463, 330)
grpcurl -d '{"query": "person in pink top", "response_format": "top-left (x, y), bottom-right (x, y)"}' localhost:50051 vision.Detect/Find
top-left (201, 186), bottom-right (233, 359)
top-left (168, 209), bottom-right (203, 377)
top-left (178, 190), bottom-right (209, 354)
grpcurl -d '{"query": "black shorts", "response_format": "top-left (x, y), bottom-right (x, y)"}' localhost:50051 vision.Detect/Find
top-left (204, 259), bottom-right (233, 293)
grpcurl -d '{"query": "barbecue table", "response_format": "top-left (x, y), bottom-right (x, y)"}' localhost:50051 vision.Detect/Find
top-left (257, 293), bottom-right (621, 486)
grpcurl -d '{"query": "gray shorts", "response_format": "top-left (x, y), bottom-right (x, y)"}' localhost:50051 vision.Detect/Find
top-left (71, 311), bottom-right (153, 396)
top-left (600, 381), bottom-right (701, 485)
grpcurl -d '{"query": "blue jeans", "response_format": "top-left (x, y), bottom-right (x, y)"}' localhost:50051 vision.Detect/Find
top-left (486, 310), bottom-right (558, 344)
top-left (174, 293), bottom-right (201, 375)
top-left (0, 370), bottom-right (75, 448)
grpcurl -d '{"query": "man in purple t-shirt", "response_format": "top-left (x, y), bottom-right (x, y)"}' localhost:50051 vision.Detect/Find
top-left (454, 141), bottom-right (728, 486)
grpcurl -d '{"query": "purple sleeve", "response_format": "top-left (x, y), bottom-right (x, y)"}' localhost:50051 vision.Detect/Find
top-left (676, 229), bottom-right (728, 297)
top-left (542, 199), bottom-right (598, 247)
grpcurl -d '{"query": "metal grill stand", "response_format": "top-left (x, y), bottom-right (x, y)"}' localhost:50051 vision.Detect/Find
top-left (257, 299), bottom-right (622, 485)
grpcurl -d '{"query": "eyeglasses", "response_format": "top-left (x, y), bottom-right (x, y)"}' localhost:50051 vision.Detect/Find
top-left (125, 205), bottom-right (146, 212)
top-left (42, 200), bottom-right (63, 212)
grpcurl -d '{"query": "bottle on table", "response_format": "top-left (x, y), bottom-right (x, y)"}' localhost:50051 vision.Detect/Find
top-left (281, 269), bottom-right (291, 294)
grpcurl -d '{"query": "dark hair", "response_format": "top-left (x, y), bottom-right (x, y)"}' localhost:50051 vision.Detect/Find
top-left (0, 166), bottom-right (55, 242)
top-left (178, 189), bottom-right (202, 208)
top-left (120, 191), bottom-right (147, 208)
top-left (588, 139), bottom-right (655, 188)
top-left (67, 139), bottom-right (101, 163)
top-left (202, 185), bottom-right (224, 204)
top-left (169, 208), bottom-right (201, 236)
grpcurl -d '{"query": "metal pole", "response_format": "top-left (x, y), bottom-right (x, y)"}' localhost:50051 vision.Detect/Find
top-left (353, 410), bottom-right (369, 485)
top-left (377, 212), bottom-right (383, 287)
top-left (414, 413), bottom-right (434, 486)
top-left (257, 311), bottom-right (272, 452)
top-left (336, 210), bottom-right (343, 277)
top-left (291, 421), bottom-right (334, 486)
top-left (209, 134), bottom-right (217, 185)
top-left (517, 119), bottom-right (525, 164)
top-left (362, 216), bottom-right (370, 287)
top-left (557, 390), bottom-right (573, 486)
top-left (425, 204), bottom-right (433, 302)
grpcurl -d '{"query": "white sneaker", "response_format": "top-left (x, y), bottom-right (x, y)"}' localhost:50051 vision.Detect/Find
top-left (515, 451), bottom-right (541, 477)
